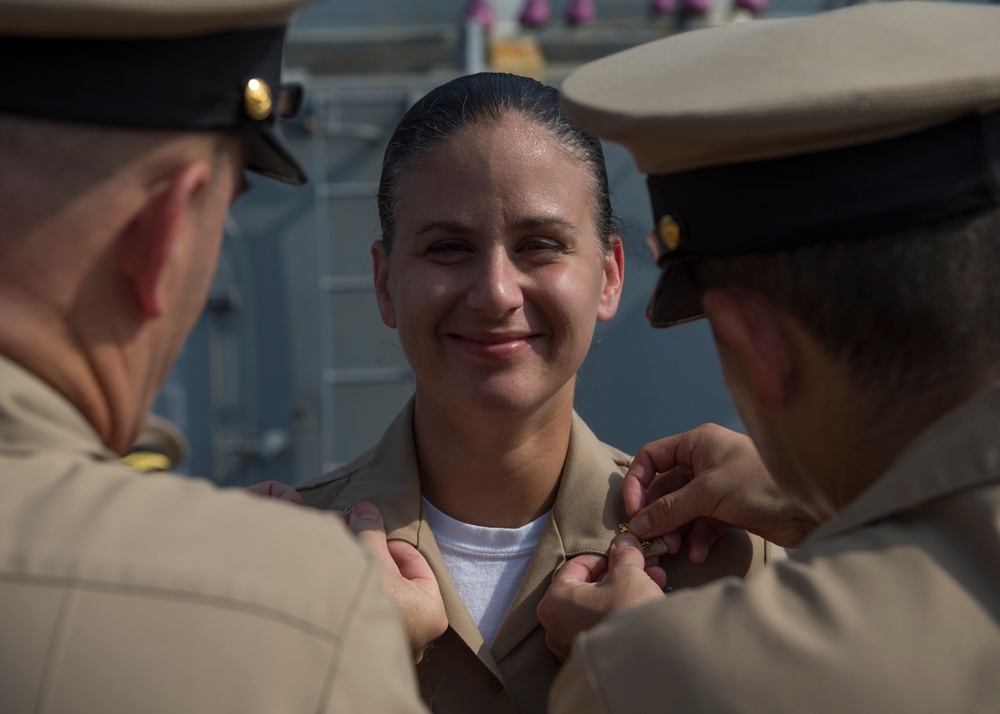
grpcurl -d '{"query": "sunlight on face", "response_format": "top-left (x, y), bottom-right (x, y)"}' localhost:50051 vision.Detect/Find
top-left (373, 115), bottom-right (623, 418)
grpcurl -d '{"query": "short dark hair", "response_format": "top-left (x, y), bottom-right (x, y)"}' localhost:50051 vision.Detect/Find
top-left (377, 72), bottom-right (615, 254)
top-left (690, 206), bottom-right (1000, 407)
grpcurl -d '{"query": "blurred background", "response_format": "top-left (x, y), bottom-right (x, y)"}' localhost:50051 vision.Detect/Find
top-left (149, 0), bottom-right (966, 486)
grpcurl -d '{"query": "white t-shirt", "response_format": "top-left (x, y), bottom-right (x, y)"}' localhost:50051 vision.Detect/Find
top-left (423, 497), bottom-right (549, 648)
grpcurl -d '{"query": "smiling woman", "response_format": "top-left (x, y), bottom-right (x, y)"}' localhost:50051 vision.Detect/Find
top-left (297, 72), bottom-right (779, 714)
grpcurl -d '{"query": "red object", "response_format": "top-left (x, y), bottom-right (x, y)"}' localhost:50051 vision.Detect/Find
top-left (566, 0), bottom-right (596, 25)
top-left (650, 0), bottom-right (676, 15)
top-left (464, 0), bottom-right (495, 29)
top-left (519, 0), bottom-right (551, 28)
top-left (680, 0), bottom-right (711, 14)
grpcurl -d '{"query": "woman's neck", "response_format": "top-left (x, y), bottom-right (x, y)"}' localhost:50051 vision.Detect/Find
top-left (413, 389), bottom-right (574, 529)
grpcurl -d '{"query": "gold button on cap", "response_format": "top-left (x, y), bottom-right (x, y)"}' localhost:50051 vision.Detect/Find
top-left (658, 214), bottom-right (681, 252)
top-left (244, 78), bottom-right (272, 120)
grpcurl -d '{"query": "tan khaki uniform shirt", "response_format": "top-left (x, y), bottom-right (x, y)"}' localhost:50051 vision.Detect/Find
top-left (550, 384), bottom-right (1000, 714)
top-left (299, 401), bottom-right (781, 714)
top-left (0, 356), bottom-right (427, 714)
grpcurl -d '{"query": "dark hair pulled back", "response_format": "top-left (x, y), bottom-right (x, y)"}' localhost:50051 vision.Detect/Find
top-left (377, 72), bottom-right (614, 253)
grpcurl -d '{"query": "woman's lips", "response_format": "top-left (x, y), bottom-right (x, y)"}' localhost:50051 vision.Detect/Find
top-left (449, 332), bottom-right (540, 359)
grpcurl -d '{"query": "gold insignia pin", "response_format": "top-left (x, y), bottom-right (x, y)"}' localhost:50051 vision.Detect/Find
top-left (617, 523), bottom-right (651, 550)
top-left (658, 215), bottom-right (681, 252)
top-left (244, 78), bottom-right (273, 121)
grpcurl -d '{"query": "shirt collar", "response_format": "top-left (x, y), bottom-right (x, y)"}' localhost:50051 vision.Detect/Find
top-left (0, 354), bottom-right (115, 462)
top-left (810, 382), bottom-right (1000, 543)
top-left (334, 399), bottom-right (425, 545)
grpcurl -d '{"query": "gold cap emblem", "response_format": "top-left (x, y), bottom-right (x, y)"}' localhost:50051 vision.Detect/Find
top-left (658, 215), bottom-right (681, 252)
top-left (244, 78), bottom-right (272, 121)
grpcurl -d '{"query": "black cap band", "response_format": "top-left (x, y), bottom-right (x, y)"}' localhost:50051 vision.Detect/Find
top-left (648, 109), bottom-right (1000, 261)
top-left (644, 109), bottom-right (1000, 329)
top-left (1, 28), bottom-right (284, 129)
top-left (0, 27), bottom-right (306, 184)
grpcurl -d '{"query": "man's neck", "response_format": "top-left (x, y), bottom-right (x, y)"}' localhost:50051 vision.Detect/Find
top-left (0, 297), bottom-right (139, 454)
top-left (784, 374), bottom-right (996, 517)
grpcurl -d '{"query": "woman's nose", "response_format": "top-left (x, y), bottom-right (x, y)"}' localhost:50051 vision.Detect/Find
top-left (466, 251), bottom-right (524, 317)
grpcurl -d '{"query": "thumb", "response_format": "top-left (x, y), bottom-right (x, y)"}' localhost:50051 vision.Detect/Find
top-left (386, 539), bottom-right (436, 583)
top-left (551, 554), bottom-right (608, 586)
top-left (605, 534), bottom-right (649, 579)
top-left (348, 502), bottom-right (393, 564)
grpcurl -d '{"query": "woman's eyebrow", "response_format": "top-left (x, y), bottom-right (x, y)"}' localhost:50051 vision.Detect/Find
top-left (413, 216), bottom-right (576, 238)
top-left (511, 216), bottom-right (576, 233)
top-left (414, 219), bottom-right (473, 237)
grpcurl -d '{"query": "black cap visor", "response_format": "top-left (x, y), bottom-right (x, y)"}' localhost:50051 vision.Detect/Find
top-left (249, 120), bottom-right (306, 185)
top-left (646, 259), bottom-right (704, 329)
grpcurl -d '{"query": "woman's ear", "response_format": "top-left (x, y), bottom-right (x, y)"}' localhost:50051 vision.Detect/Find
top-left (119, 159), bottom-right (212, 318)
top-left (597, 234), bottom-right (625, 323)
top-left (372, 240), bottom-right (397, 329)
top-left (703, 288), bottom-right (796, 412)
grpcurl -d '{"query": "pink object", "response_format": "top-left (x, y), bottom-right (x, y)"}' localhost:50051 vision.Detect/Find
top-left (650, 0), bottom-right (676, 15)
top-left (464, 0), bottom-right (495, 30)
top-left (733, 0), bottom-right (766, 12)
top-left (680, 0), bottom-right (711, 14)
top-left (566, 0), bottom-right (596, 25)
top-left (519, 0), bottom-right (551, 28)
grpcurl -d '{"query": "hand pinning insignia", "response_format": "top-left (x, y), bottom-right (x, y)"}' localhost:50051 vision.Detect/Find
top-left (618, 523), bottom-right (651, 549)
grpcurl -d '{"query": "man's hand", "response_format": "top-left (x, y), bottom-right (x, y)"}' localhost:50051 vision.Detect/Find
top-left (537, 535), bottom-right (666, 661)
top-left (623, 424), bottom-right (819, 556)
top-left (348, 501), bottom-right (447, 663)
top-left (244, 480), bottom-right (303, 505)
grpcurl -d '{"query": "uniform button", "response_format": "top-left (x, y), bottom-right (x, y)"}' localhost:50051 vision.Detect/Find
top-left (489, 676), bottom-right (503, 693)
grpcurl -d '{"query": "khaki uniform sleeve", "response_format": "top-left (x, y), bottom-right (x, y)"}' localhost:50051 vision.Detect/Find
top-left (549, 639), bottom-right (607, 714)
top-left (323, 561), bottom-right (428, 713)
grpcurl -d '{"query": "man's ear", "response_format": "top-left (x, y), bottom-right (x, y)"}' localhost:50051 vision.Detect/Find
top-left (372, 240), bottom-right (397, 329)
top-left (119, 160), bottom-right (212, 318)
top-left (703, 288), bottom-right (796, 411)
top-left (597, 234), bottom-right (625, 323)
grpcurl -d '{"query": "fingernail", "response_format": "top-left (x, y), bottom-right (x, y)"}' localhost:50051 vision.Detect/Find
top-left (630, 514), bottom-right (651, 536)
top-left (350, 502), bottom-right (379, 520)
top-left (613, 533), bottom-right (640, 549)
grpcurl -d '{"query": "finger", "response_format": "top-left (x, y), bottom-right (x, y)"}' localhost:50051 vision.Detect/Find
top-left (625, 452), bottom-right (692, 517)
top-left (629, 482), bottom-right (712, 540)
top-left (685, 517), bottom-right (731, 564)
top-left (644, 466), bottom-right (693, 503)
top-left (644, 565), bottom-right (668, 590)
top-left (622, 471), bottom-right (647, 517)
top-left (544, 629), bottom-right (571, 662)
top-left (552, 554), bottom-right (608, 585)
top-left (277, 488), bottom-right (303, 505)
top-left (386, 539), bottom-right (436, 584)
top-left (244, 480), bottom-right (290, 498)
top-left (604, 534), bottom-right (649, 578)
top-left (347, 501), bottom-right (394, 567)
top-left (626, 438), bottom-right (681, 494)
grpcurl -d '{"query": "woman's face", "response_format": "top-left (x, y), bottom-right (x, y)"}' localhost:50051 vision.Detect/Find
top-left (373, 114), bottom-right (624, 417)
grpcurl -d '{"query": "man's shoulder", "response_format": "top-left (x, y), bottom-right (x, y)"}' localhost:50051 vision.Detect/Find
top-left (0, 452), bottom-right (429, 714)
top-left (2, 453), bottom-right (375, 633)
top-left (560, 512), bottom-right (1000, 713)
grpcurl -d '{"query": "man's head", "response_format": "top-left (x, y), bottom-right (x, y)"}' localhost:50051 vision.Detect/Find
top-left (560, 1), bottom-right (1000, 507)
top-left (0, 0), bottom-right (309, 452)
